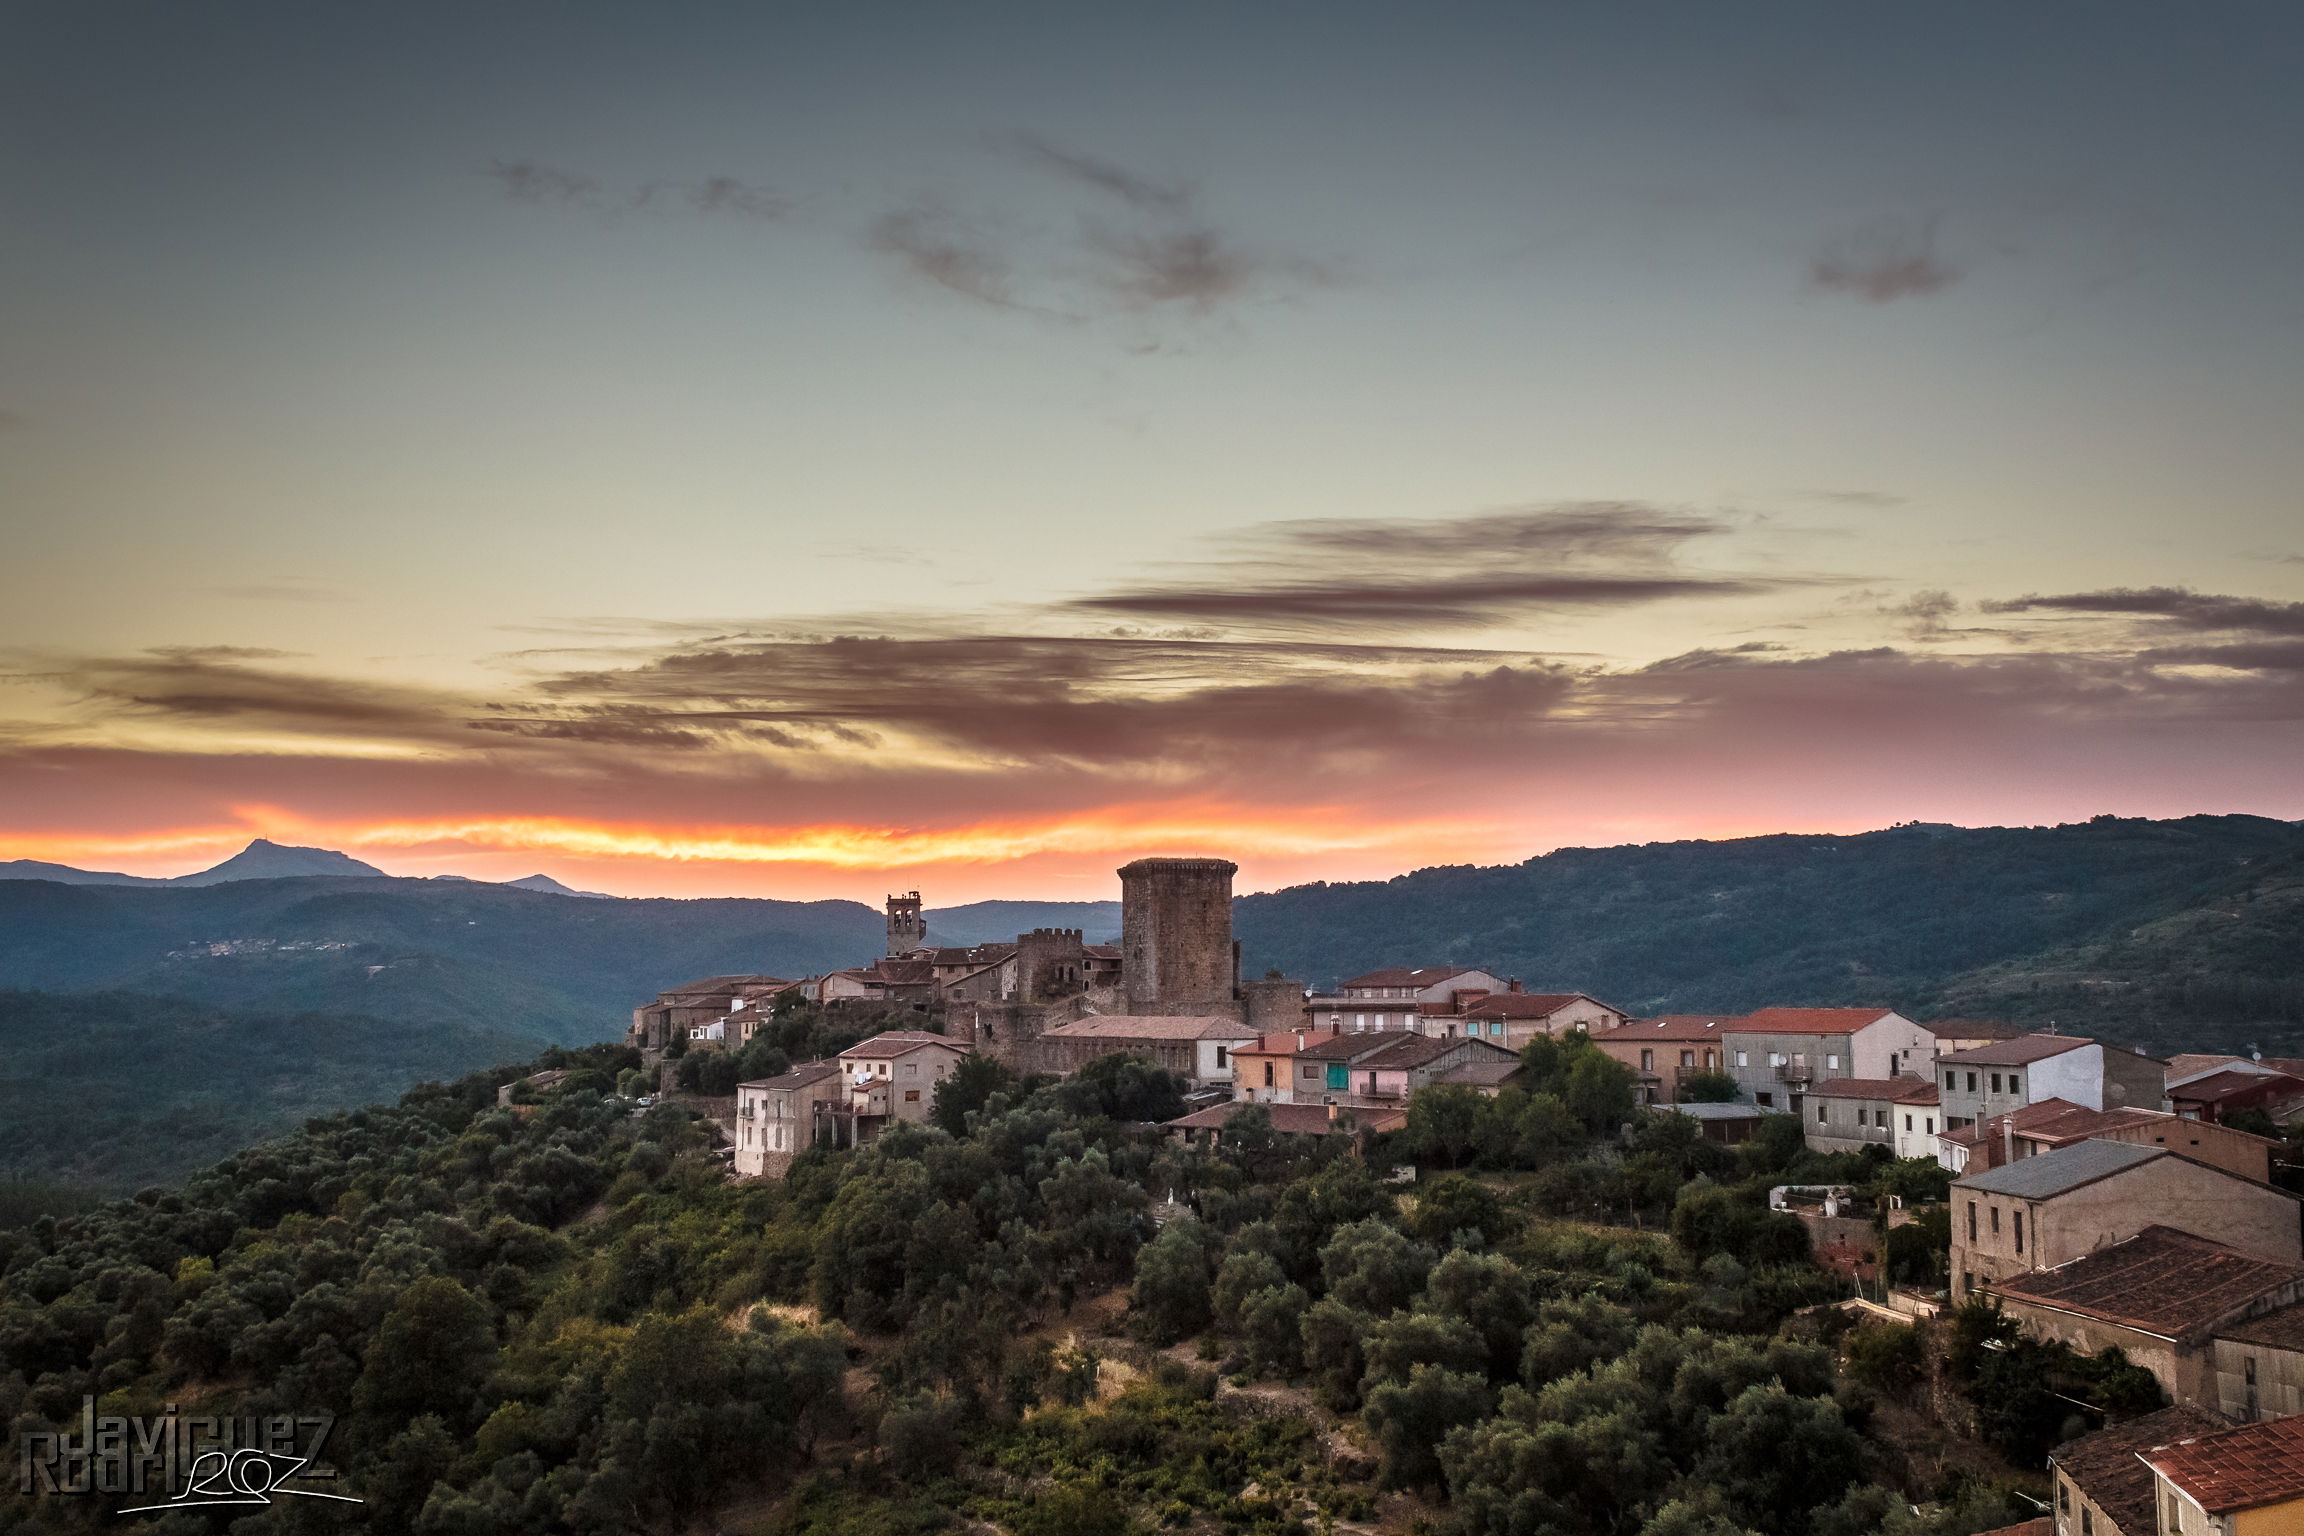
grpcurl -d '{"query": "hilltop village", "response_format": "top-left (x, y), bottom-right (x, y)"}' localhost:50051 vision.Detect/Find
top-left (613, 856), bottom-right (2304, 1529)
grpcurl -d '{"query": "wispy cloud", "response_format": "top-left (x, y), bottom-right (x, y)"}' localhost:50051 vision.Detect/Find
top-left (1985, 586), bottom-right (2304, 636)
top-left (1074, 503), bottom-right (1792, 630)
top-left (870, 136), bottom-right (1339, 330)
top-left (487, 160), bottom-right (787, 219)
top-left (1809, 215), bottom-right (1960, 302)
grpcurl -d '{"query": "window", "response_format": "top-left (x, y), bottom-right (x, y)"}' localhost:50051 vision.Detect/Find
top-left (1705, 1050), bottom-right (1717, 1068)
top-left (903, 1089), bottom-right (920, 1102)
top-left (1967, 1201), bottom-right (1978, 1241)
top-left (1926, 1117), bottom-right (1936, 1133)
top-left (1990, 1073), bottom-right (2002, 1094)
top-left (1215, 1046), bottom-right (1229, 1068)
top-left (1967, 1073), bottom-right (1977, 1092)
top-left (1756, 1092), bottom-right (1773, 1107)
top-left (1990, 1206), bottom-right (2000, 1236)
top-left (1641, 1049), bottom-right (1655, 1071)
top-left (2012, 1211), bottom-right (2023, 1254)
top-left (904, 1063), bottom-right (916, 1075)
top-left (1355, 1014), bottom-right (1367, 1031)
top-left (1816, 1104), bottom-right (1828, 1124)
top-left (1905, 1114), bottom-right (1913, 1132)
top-left (1827, 1054), bottom-right (1840, 1069)
top-left (1264, 1062), bottom-right (1275, 1088)
top-left (2008, 1072), bottom-right (2022, 1095)
top-left (1945, 1071), bottom-right (1956, 1091)
top-left (1737, 1052), bottom-right (1750, 1067)
top-left (2080, 1509), bottom-right (2091, 1536)
top-left (1680, 1050), bottom-right (1695, 1068)
top-left (2058, 1484), bottom-right (2069, 1515)
top-left (1490, 1020), bottom-right (1505, 1038)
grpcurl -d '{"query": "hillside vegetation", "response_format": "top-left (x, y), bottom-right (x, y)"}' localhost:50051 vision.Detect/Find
top-left (0, 1035), bottom-right (2059, 1536)
top-left (0, 990), bottom-right (546, 1190)
top-left (1235, 814), bottom-right (2304, 1050)
top-left (0, 877), bottom-right (882, 1042)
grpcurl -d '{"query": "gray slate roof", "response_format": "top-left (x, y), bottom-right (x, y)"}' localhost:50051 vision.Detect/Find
top-left (1957, 1137), bottom-right (2162, 1199)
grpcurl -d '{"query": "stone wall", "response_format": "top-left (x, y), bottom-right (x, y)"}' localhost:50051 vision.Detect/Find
top-left (1119, 857), bottom-right (1238, 1013)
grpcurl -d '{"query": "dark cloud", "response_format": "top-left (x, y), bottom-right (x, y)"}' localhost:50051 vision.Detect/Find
top-left (1005, 133), bottom-right (1189, 214)
top-left (1074, 503), bottom-right (1786, 629)
top-left (1984, 586), bottom-right (2304, 636)
top-left (15, 649), bottom-right (465, 738)
top-left (487, 161), bottom-right (786, 219)
top-left (1809, 216), bottom-right (1959, 302)
top-left (872, 137), bottom-right (1336, 324)
top-left (868, 208), bottom-right (1032, 311)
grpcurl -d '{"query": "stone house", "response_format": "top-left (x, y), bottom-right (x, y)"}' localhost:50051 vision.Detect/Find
top-left (2141, 1412), bottom-right (2304, 1534)
top-left (1950, 1139), bottom-right (2303, 1303)
top-left (732, 1062), bottom-right (844, 1178)
top-left (1234, 1029), bottom-right (1418, 1104)
top-left (1666, 1101), bottom-right (1771, 1144)
top-left (2212, 1299), bottom-right (2304, 1426)
top-left (1986, 1225), bottom-right (2304, 1412)
top-left (626, 974), bottom-right (798, 1054)
top-left (1450, 991), bottom-right (1628, 1047)
top-left (2170, 1067), bottom-right (2304, 1127)
top-left (829, 1032), bottom-right (971, 1144)
top-left (1935, 1034), bottom-right (2168, 1131)
top-left (1163, 1099), bottom-right (1408, 1146)
top-left (2050, 1406), bottom-right (2226, 1536)
top-left (1942, 1099), bottom-right (2277, 1181)
top-left (1035, 1015), bottom-right (1256, 1087)
top-left (1333, 1033), bottom-right (1521, 1106)
top-left (1306, 966), bottom-right (1510, 1033)
top-left (1720, 1008), bottom-right (1922, 1111)
top-left (1590, 1016), bottom-right (1732, 1106)
top-left (1802, 1076), bottom-right (1939, 1156)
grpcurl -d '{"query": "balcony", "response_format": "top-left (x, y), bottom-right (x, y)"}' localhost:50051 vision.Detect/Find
top-left (1774, 1061), bottom-right (1813, 1086)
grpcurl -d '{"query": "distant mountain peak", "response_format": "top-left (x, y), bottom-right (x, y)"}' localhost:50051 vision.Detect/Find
top-left (503, 873), bottom-right (617, 899)
top-left (170, 839), bottom-right (388, 887)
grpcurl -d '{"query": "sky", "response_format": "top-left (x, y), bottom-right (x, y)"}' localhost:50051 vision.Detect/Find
top-left (3, 1), bottom-right (2302, 900)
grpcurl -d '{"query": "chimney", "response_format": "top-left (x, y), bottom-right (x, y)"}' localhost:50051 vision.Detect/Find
top-left (1294, 1028), bottom-right (1305, 1047)
top-left (1508, 978), bottom-right (1524, 994)
top-left (2001, 1114), bottom-right (2016, 1168)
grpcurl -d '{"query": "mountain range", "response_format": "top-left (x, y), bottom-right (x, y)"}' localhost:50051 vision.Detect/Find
top-left (2, 814), bottom-right (2299, 1053)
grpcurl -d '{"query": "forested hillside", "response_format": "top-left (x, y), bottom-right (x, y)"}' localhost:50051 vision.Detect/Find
top-left (0, 877), bottom-right (882, 1042)
top-left (0, 990), bottom-right (545, 1189)
top-left (1235, 814), bottom-right (2304, 1043)
top-left (1, 1028), bottom-right (2077, 1536)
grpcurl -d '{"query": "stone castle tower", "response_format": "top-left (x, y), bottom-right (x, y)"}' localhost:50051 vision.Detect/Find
top-left (1118, 857), bottom-right (1238, 1013)
top-left (885, 891), bottom-right (926, 955)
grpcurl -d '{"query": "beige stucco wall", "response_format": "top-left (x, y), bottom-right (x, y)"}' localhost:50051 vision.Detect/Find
top-left (1954, 1154), bottom-right (2301, 1299)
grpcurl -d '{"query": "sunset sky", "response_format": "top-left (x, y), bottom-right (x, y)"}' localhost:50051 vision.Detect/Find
top-left (4, 2), bottom-right (2302, 900)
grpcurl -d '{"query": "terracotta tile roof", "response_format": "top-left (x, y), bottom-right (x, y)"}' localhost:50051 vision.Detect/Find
top-left (1988, 1226), bottom-right (2304, 1341)
top-left (1359, 1034), bottom-right (1513, 1070)
top-left (1732, 1007), bottom-right (1900, 1035)
top-left (1434, 1061), bottom-right (1522, 1087)
top-left (1917, 1017), bottom-right (2025, 1040)
top-left (1039, 1015), bottom-right (1255, 1042)
top-left (2012, 1103), bottom-right (2173, 1146)
top-left (2216, 1297), bottom-right (2304, 1351)
top-left (1339, 966), bottom-right (1493, 990)
top-left (1164, 1101), bottom-right (1407, 1136)
top-left (1083, 945), bottom-right (1121, 959)
top-left (837, 1031), bottom-right (963, 1059)
top-left (740, 1062), bottom-right (844, 1091)
top-left (1968, 1520), bottom-right (2050, 1536)
top-left (2142, 1412), bottom-right (2304, 1513)
top-left (663, 973), bottom-right (788, 996)
top-left (2051, 1406), bottom-right (2227, 1536)
top-left (1807, 1075), bottom-right (1939, 1103)
top-left (2172, 1068), bottom-right (2304, 1106)
top-left (1460, 993), bottom-right (1596, 1019)
top-left (1940, 1097), bottom-right (2092, 1149)
top-left (1603, 1015), bottom-right (1734, 1041)
top-left (1938, 1033), bottom-right (2101, 1066)
top-left (1293, 1029), bottom-right (1425, 1061)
